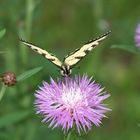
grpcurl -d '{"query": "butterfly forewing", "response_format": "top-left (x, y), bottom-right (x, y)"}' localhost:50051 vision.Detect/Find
top-left (20, 39), bottom-right (62, 68)
top-left (64, 31), bottom-right (111, 67)
top-left (20, 31), bottom-right (111, 76)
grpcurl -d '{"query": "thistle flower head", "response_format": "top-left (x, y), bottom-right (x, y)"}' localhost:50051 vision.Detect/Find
top-left (134, 23), bottom-right (140, 49)
top-left (35, 75), bottom-right (110, 133)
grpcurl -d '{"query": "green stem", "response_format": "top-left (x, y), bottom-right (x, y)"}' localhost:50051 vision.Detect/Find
top-left (26, 0), bottom-right (34, 39)
top-left (92, 0), bottom-right (103, 28)
top-left (64, 131), bottom-right (72, 140)
top-left (0, 84), bottom-right (7, 101)
top-left (19, 0), bottom-right (35, 67)
top-left (64, 127), bottom-right (75, 140)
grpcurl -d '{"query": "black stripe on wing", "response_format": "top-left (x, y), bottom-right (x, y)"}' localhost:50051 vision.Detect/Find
top-left (64, 30), bottom-right (111, 67)
top-left (85, 30), bottom-right (111, 45)
top-left (19, 38), bottom-right (62, 68)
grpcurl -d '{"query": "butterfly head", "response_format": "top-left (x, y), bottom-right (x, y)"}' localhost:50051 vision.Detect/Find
top-left (61, 64), bottom-right (71, 77)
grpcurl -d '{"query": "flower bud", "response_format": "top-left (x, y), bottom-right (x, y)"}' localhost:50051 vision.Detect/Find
top-left (0, 72), bottom-right (16, 86)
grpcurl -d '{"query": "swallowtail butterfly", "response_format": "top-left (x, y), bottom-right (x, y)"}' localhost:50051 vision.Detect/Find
top-left (20, 31), bottom-right (111, 76)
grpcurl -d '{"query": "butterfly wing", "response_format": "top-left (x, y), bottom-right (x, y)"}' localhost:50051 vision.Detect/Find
top-left (64, 31), bottom-right (111, 67)
top-left (20, 39), bottom-right (62, 68)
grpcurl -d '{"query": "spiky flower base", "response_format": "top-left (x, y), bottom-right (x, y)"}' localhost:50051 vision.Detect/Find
top-left (35, 75), bottom-right (110, 133)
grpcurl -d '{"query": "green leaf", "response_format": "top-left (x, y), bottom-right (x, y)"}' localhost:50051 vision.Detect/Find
top-left (111, 44), bottom-right (140, 54)
top-left (0, 29), bottom-right (6, 39)
top-left (17, 66), bottom-right (43, 82)
top-left (0, 110), bottom-right (31, 128)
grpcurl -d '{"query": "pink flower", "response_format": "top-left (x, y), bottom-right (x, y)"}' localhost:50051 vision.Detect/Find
top-left (134, 24), bottom-right (140, 49)
top-left (35, 75), bottom-right (110, 133)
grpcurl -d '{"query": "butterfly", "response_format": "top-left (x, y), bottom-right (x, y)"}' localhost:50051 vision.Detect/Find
top-left (20, 31), bottom-right (111, 76)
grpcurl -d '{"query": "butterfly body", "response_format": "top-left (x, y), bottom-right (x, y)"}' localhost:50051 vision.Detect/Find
top-left (20, 31), bottom-right (111, 76)
top-left (61, 63), bottom-right (71, 77)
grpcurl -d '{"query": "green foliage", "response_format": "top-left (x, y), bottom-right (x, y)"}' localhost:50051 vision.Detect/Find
top-left (0, 28), bottom-right (6, 39)
top-left (111, 44), bottom-right (140, 54)
top-left (0, 0), bottom-right (140, 140)
top-left (17, 67), bottom-right (43, 82)
top-left (0, 110), bottom-right (31, 128)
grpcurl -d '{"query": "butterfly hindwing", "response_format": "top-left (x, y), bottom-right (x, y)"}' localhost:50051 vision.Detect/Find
top-left (20, 39), bottom-right (62, 68)
top-left (64, 31), bottom-right (111, 67)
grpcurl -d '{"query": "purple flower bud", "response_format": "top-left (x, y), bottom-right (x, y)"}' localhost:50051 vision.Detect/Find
top-left (134, 24), bottom-right (140, 49)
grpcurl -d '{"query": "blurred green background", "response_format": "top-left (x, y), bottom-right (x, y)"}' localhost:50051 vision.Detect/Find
top-left (0, 0), bottom-right (140, 140)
